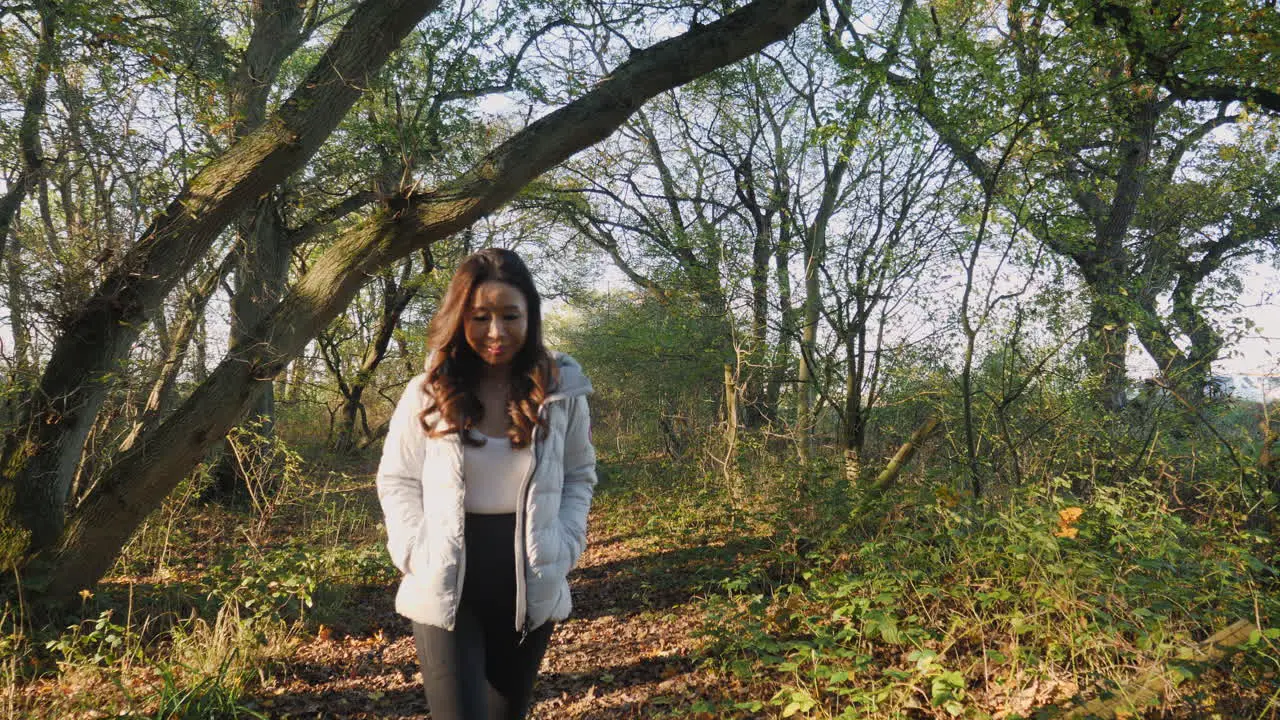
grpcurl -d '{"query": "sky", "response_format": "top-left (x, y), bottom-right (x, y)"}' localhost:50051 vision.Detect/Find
top-left (1128, 263), bottom-right (1280, 379)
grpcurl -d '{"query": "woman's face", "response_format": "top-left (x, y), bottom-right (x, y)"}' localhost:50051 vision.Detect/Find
top-left (464, 280), bottom-right (529, 369)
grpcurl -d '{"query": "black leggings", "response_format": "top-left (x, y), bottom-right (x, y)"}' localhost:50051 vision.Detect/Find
top-left (413, 513), bottom-right (554, 720)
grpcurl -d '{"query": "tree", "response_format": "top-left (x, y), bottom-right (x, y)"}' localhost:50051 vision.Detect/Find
top-left (0, 1), bottom-right (56, 268)
top-left (318, 253), bottom-right (430, 453)
top-left (2, 0), bottom-right (449, 566)
top-left (204, 0), bottom-right (326, 500)
top-left (867, 0), bottom-right (1280, 412)
top-left (554, 290), bottom-right (727, 458)
top-left (821, 122), bottom-right (953, 479)
top-left (539, 2), bottom-right (953, 471)
top-left (1, 0), bottom-right (819, 601)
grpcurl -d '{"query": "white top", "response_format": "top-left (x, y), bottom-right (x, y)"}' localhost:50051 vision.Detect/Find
top-left (462, 430), bottom-right (534, 514)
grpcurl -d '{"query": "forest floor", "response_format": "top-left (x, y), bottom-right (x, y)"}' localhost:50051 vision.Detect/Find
top-left (12, 448), bottom-right (1277, 719)
top-left (243, 460), bottom-right (752, 720)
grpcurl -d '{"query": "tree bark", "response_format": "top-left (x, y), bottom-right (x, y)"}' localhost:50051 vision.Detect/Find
top-left (796, 145), bottom-right (848, 461)
top-left (792, 17), bottom-right (894, 459)
top-left (733, 134), bottom-right (781, 427)
top-left (0, 2), bottom-right (55, 263)
top-left (205, 0), bottom-right (316, 500)
top-left (745, 173), bottom-right (773, 423)
top-left (5, 225), bottom-right (35, 376)
top-left (842, 325), bottom-right (868, 483)
top-left (796, 280), bottom-right (817, 455)
top-left (869, 415), bottom-right (940, 493)
top-left (207, 197), bottom-right (292, 500)
top-left (33, 0), bottom-right (819, 599)
top-left (766, 221), bottom-right (795, 419)
top-left (1, 0), bottom-right (445, 562)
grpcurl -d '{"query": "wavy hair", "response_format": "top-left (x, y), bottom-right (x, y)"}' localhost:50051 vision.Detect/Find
top-left (418, 248), bottom-right (556, 448)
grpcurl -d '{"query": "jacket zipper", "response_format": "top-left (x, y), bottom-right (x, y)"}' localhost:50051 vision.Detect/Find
top-left (514, 400), bottom-right (553, 641)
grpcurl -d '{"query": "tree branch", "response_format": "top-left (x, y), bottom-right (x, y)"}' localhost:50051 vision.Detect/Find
top-left (42, 0), bottom-right (819, 597)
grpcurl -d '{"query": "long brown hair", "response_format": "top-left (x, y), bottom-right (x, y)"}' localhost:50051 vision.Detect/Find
top-left (418, 248), bottom-right (556, 447)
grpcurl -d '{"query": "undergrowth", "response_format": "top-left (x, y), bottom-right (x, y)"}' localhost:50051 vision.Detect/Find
top-left (0, 430), bottom-right (394, 720)
top-left (690, 468), bottom-right (1280, 719)
top-left (3, 418), bottom-right (1278, 719)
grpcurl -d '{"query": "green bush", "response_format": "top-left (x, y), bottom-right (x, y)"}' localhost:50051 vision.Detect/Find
top-left (700, 472), bottom-right (1279, 718)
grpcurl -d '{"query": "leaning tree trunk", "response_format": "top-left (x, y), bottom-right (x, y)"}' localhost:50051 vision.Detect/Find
top-left (119, 251), bottom-right (236, 452)
top-left (869, 415), bottom-right (940, 493)
top-left (0, 0), bottom-right (445, 565)
top-left (33, 0), bottom-right (820, 599)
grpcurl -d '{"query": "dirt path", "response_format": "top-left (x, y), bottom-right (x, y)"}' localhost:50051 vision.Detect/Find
top-left (251, 511), bottom-right (747, 719)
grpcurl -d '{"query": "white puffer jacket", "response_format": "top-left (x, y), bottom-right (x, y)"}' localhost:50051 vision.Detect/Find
top-left (375, 353), bottom-right (596, 632)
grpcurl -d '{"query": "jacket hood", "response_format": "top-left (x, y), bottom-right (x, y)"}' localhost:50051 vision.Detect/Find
top-left (550, 352), bottom-right (592, 400)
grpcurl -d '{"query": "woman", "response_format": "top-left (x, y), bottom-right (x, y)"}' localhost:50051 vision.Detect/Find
top-left (376, 248), bottom-right (597, 720)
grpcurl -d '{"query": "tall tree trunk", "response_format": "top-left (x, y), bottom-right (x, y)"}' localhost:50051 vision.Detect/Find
top-left (732, 142), bottom-right (777, 428)
top-left (205, 0), bottom-right (311, 501)
top-left (765, 227), bottom-right (794, 419)
top-left (793, 27), bottom-right (890, 459)
top-left (0, 0), bottom-right (444, 563)
top-left (796, 155), bottom-right (847, 461)
top-left (32, 0), bottom-right (819, 599)
top-left (208, 197), bottom-right (291, 500)
top-left (0, 2), bottom-right (55, 262)
top-left (796, 233), bottom-right (821, 462)
top-left (5, 227), bottom-right (34, 376)
top-left (744, 190), bottom-right (774, 427)
top-left (1076, 100), bottom-right (1161, 412)
top-left (842, 317), bottom-right (869, 483)
top-left (1083, 275), bottom-right (1131, 413)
